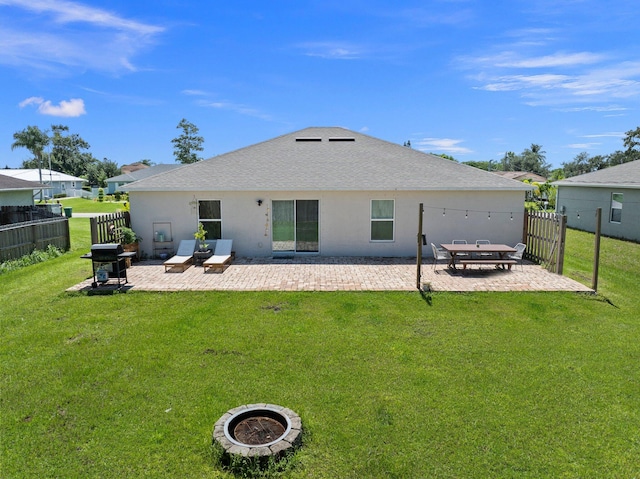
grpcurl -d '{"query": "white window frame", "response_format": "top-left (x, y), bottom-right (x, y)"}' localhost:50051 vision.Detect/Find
top-left (610, 192), bottom-right (623, 224)
top-left (197, 199), bottom-right (222, 239)
top-left (370, 199), bottom-right (395, 242)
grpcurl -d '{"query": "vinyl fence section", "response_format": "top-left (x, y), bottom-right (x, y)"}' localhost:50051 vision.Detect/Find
top-left (0, 217), bottom-right (70, 262)
top-left (523, 210), bottom-right (567, 274)
top-left (90, 211), bottom-right (131, 244)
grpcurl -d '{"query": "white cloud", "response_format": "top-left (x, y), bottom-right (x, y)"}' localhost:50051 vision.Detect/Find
top-left (0, 0), bottom-right (164, 74)
top-left (296, 42), bottom-right (363, 59)
top-left (19, 96), bottom-right (86, 117)
top-left (198, 99), bottom-right (273, 121)
top-left (415, 138), bottom-right (473, 155)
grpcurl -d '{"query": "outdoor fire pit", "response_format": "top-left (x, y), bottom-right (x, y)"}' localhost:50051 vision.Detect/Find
top-left (213, 404), bottom-right (302, 459)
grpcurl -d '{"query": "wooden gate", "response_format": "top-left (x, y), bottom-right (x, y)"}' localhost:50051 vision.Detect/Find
top-left (89, 212), bottom-right (131, 244)
top-left (523, 210), bottom-right (567, 274)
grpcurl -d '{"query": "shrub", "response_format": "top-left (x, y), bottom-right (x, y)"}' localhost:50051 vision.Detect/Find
top-left (0, 245), bottom-right (63, 275)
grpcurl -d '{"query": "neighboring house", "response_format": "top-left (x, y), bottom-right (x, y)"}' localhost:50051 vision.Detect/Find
top-left (124, 127), bottom-right (532, 258)
top-left (493, 171), bottom-right (547, 183)
top-left (0, 169), bottom-right (85, 198)
top-left (0, 174), bottom-right (46, 206)
top-left (553, 160), bottom-right (640, 243)
top-left (106, 164), bottom-right (183, 194)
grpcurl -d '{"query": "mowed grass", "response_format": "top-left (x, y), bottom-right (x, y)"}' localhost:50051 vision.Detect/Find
top-left (55, 196), bottom-right (127, 213)
top-left (1, 220), bottom-right (639, 478)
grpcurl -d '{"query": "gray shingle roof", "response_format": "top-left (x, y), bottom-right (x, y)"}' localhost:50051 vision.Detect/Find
top-left (124, 127), bottom-right (532, 192)
top-left (0, 173), bottom-right (46, 190)
top-left (553, 160), bottom-right (640, 189)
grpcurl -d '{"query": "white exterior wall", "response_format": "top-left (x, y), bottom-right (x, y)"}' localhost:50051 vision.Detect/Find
top-left (557, 186), bottom-right (640, 242)
top-left (129, 190), bottom-right (526, 258)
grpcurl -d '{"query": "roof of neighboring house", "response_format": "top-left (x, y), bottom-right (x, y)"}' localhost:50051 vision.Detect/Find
top-left (493, 171), bottom-right (547, 183)
top-left (0, 173), bottom-right (47, 191)
top-left (0, 169), bottom-right (86, 183)
top-left (124, 127), bottom-right (533, 192)
top-left (553, 160), bottom-right (640, 189)
top-left (121, 163), bottom-right (149, 174)
top-left (107, 164), bottom-right (182, 183)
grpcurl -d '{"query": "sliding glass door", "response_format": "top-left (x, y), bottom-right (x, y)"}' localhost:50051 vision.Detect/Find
top-left (272, 200), bottom-right (318, 253)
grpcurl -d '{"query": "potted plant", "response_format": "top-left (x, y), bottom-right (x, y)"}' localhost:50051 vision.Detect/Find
top-left (194, 222), bottom-right (210, 252)
top-left (119, 226), bottom-right (141, 260)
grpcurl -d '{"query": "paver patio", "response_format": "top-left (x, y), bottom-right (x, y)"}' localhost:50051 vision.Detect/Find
top-left (67, 257), bottom-right (593, 293)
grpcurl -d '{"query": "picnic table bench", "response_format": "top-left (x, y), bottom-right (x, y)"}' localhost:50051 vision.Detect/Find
top-left (459, 259), bottom-right (517, 270)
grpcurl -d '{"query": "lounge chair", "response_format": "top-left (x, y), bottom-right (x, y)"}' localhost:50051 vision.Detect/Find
top-left (163, 239), bottom-right (197, 272)
top-left (203, 239), bottom-right (233, 273)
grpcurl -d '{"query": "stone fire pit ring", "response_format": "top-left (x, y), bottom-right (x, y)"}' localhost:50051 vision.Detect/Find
top-left (213, 404), bottom-right (302, 458)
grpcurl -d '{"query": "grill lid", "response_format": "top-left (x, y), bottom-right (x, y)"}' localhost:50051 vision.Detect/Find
top-left (91, 243), bottom-right (124, 257)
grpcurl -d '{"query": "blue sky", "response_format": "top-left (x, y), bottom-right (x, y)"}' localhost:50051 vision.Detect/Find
top-left (2, 0), bottom-right (639, 170)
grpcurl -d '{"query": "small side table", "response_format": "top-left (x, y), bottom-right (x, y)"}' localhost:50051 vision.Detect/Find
top-left (193, 250), bottom-right (213, 266)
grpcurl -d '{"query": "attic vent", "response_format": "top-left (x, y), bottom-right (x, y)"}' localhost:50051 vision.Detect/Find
top-left (295, 137), bottom-right (322, 142)
top-left (328, 137), bottom-right (355, 142)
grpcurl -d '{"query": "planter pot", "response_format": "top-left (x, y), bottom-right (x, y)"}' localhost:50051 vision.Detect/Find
top-left (122, 242), bottom-right (139, 262)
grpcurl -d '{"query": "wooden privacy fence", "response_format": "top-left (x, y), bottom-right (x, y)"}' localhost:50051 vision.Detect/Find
top-left (523, 210), bottom-right (567, 274)
top-left (0, 217), bottom-right (70, 262)
top-left (89, 211), bottom-right (131, 244)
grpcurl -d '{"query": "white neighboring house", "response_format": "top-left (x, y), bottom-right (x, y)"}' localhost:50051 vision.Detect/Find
top-left (0, 173), bottom-right (47, 206)
top-left (123, 127), bottom-right (533, 258)
top-left (553, 160), bottom-right (640, 243)
top-left (106, 164), bottom-right (183, 194)
top-left (1, 169), bottom-right (86, 199)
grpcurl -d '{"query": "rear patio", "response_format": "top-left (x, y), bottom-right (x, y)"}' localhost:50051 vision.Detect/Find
top-left (67, 257), bottom-right (592, 293)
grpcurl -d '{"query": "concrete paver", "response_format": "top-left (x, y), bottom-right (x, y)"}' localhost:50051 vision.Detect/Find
top-left (67, 257), bottom-right (593, 293)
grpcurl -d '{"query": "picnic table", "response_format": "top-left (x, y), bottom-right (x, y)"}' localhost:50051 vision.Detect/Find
top-left (440, 243), bottom-right (517, 270)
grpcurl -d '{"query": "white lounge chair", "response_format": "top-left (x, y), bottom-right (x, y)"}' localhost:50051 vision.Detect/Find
top-left (203, 239), bottom-right (233, 273)
top-left (163, 240), bottom-right (197, 272)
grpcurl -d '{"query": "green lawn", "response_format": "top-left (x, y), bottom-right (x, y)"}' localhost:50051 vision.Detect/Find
top-left (1, 220), bottom-right (639, 478)
top-left (54, 196), bottom-right (127, 213)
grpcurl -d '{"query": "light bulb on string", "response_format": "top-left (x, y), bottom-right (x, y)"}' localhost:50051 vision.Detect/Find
top-left (488, 211), bottom-right (491, 220)
top-left (577, 211), bottom-right (580, 219)
top-left (465, 210), bottom-right (468, 219)
top-left (442, 208), bottom-right (446, 217)
top-left (510, 212), bottom-right (513, 221)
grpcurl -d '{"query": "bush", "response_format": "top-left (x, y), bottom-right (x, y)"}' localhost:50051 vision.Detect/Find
top-left (0, 245), bottom-right (63, 275)
top-left (97, 188), bottom-right (105, 202)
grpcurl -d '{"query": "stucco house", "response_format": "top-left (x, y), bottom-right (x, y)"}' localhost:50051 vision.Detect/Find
top-left (0, 169), bottom-right (86, 198)
top-left (0, 173), bottom-right (46, 206)
top-left (123, 127), bottom-right (532, 258)
top-left (553, 160), bottom-right (640, 243)
top-left (106, 164), bottom-right (182, 194)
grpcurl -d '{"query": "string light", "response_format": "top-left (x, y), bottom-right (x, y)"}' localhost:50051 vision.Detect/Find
top-left (465, 210), bottom-right (468, 219)
top-left (510, 212), bottom-right (513, 221)
top-left (442, 208), bottom-right (446, 216)
top-left (577, 211), bottom-right (580, 219)
top-left (488, 212), bottom-right (491, 220)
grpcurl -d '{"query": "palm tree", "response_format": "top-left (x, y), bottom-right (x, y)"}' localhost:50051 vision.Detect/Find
top-left (11, 126), bottom-right (50, 200)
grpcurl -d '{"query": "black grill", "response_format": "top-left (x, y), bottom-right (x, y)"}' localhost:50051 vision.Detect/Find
top-left (82, 243), bottom-right (134, 289)
top-left (90, 243), bottom-right (124, 261)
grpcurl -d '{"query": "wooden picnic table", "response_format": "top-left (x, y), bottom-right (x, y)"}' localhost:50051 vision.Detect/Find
top-left (440, 243), bottom-right (517, 270)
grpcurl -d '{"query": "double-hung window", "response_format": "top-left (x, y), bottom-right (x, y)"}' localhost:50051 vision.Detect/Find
top-left (198, 200), bottom-right (222, 239)
top-left (610, 193), bottom-right (623, 224)
top-left (371, 199), bottom-right (394, 241)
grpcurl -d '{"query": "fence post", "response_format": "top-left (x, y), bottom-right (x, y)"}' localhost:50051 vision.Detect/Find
top-left (592, 208), bottom-right (602, 291)
top-left (416, 203), bottom-right (424, 290)
top-left (556, 214), bottom-right (567, 275)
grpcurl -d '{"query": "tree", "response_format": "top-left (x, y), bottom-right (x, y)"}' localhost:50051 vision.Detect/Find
top-left (49, 125), bottom-right (92, 178)
top-left (623, 126), bottom-right (640, 162)
top-left (171, 119), bottom-right (204, 164)
top-left (12, 125), bottom-right (50, 199)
